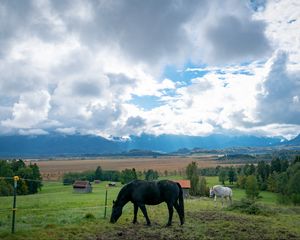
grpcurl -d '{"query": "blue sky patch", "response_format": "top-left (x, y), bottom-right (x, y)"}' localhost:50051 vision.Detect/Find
top-left (162, 63), bottom-right (209, 85)
top-left (128, 95), bottom-right (164, 110)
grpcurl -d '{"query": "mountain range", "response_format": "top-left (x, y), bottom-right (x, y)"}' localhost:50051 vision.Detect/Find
top-left (0, 133), bottom-right (298, 157)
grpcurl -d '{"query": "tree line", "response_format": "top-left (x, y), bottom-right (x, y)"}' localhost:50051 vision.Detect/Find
top-left (0, 159), bottom-right (42, 196)
top-left (63, 166), bottom-right (159, 185)
top-left (197, 156), bottom-right (300, 205)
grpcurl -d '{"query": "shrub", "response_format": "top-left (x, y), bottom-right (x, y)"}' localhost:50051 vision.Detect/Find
top-left (0, 179), bottom-right (13, 196)
top-left (290, 194), bottom-right (300, 206)
top-left (84, 213), bottom-right (95, 219)
top-left (228, 198), bottom-right (273, 216)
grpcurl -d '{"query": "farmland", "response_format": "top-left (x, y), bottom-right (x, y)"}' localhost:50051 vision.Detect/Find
top-left (34, 155), bottom-right (232, 180)
top-left (0, 177), bottom-right (300, 240)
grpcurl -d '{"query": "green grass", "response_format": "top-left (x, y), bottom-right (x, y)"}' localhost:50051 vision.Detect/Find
top-left (0, 178), bottom-right (299, 240)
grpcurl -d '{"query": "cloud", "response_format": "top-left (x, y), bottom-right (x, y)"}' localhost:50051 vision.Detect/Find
top-left (205, 14), bottom-right (270, 63)
top-left (19, 128), bottom-right (48, 136)
top-left (1, 90), bottom-right (51, 129)
top-left (256, 51), bottom-right (300, 125)
top-left (254, 0), bottom-right (300, 72)
top-left (0, 0), bottom-right (299, 139)
top-left (55, 127), bottom-right (77, 135)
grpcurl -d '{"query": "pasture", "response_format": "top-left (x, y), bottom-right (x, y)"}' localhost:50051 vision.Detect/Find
top-left (0, 177), bottom-right (300, 240)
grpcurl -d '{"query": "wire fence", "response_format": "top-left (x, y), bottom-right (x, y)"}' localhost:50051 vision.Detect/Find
top-left (0, 176), bottom-right (116, 233)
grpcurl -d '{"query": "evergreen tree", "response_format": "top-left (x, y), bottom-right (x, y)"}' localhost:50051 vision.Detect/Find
top-left (95, 166), bottom-right (103, 180)
top-left (120, 168), bottom-right (137, 184)
top-left (0, 179), bottom-right (13, 196)
top-left (218, 168), bottom-right (227, 185)
top-left (257, 161), bottom-right (267, 182)
top-left (276, 172), bottom-right (289, 194)
top-left (190, 174), bottom-right (200, 196)
top-left (257, 161), bottom-right (268, 190)
top-left (271, 158), bottom-right (281, 173)
top-left (245, 175), bottom-right (260, 200)
top-left (228, 167), bottom-right (237, 184)
top-left (145, 169), bottom-right (159, 181)
top-left (11, 159), bottom-right (26, 172)
top-left (276, 172), bottom-right (290, 204)
top-left (237, 175), bottom-right (247, 189)
top-left (292, 156), bottom-right (300, 165)
top-left (29, 163), bottom-right (42, 193)
top-left (186, 162), bottom-right (198, 180)
top-left (0, 160), bottom-right (13, 177)
top-left (288, 171), bottom-right (300, 205)
top-left (280, 160), bottom-right (289, 172)
top-left (267, 172), bottom-right (277, 192)
top-left (186, 162), bottom-right (199, 196)
top-left (199, 176), bottom-right (208, 196)
top-left (248, 164), bottom-right (256, 175)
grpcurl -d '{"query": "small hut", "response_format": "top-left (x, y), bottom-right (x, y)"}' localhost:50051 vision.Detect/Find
top-left (73, 181), bottom-right (92, 193)
top-left (174, 180), bottom-right (191, 198)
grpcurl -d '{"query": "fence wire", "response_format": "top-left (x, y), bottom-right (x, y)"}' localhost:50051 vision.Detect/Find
top-left (0, 176), bottom-right (115, 215)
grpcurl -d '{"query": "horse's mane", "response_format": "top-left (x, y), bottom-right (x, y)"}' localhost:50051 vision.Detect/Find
top-left (116, 181), bottom-right (132, 203)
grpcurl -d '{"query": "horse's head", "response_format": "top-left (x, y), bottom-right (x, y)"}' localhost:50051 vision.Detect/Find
top-left (209, 188), bottom-right (215, 198)
top-left (110, 200), bottom-right (122, 223)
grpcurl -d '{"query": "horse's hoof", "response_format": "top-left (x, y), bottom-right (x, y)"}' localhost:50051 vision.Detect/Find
top-left (165, 223), bottom-right (172, 227)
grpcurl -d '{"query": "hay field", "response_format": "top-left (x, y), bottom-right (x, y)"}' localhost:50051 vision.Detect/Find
top-left (33, 155), bottom-right (229, 180)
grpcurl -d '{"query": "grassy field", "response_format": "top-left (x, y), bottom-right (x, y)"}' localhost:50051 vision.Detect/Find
top-left (0, 177), bottom-right (300, 240)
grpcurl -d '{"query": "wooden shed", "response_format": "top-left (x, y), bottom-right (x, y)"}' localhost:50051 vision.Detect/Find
top-left (73, 181), bottom-right (92, 193)
top-left (174, 180), bottom-right (191, 198)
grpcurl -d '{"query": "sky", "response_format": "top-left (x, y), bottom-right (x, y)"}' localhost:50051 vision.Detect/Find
top-left (0, 0), bottom-right (299, 139)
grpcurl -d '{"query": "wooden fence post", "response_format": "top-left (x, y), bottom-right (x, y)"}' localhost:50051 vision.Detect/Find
top-left (104, 186), bottom-right (108, 218)
top-left (11, 176), bottom-right (19, 234)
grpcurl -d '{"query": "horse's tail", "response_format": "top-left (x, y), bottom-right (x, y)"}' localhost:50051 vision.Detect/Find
top-left (176, 182), bottom-right (185, 224)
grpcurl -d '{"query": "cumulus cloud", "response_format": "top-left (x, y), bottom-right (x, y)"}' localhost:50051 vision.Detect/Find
top-left (1, 90), bottom-right (51, 129)
top-left (0, 0), bottom-right (299, 138)
top-left (256, 51), bottom-right (300, 125)
top-left (205, 15), bottom-right (270, 63)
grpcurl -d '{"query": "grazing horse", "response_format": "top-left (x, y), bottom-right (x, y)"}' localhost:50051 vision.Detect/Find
top-left (210, 185), bottom-right (233, 207)
top-left (110, 179), bottom-right (184, 226)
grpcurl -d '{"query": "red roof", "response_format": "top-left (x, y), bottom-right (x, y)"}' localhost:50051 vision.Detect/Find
top-left (175, 180), bottom-right (191, 189)
top-left (73, 181), bottom-right (91, 188)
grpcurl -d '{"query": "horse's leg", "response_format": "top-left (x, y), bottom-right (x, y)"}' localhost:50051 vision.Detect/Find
top-left (132, 203), bottom-right (138, 224)
top-left (166, 202), bottom-right (174, 227)
top-left (214, 195), bottom-right (217, 207)
top-left (173, 201), bottom-right (184, 225)
top-left (221, 196), bottom-right (224, 207)
top-left (139, 204), bottom-right (151, 226)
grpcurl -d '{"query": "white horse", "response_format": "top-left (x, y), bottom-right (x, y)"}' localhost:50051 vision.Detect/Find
top-left (210, 185), bottom-right (233, 207)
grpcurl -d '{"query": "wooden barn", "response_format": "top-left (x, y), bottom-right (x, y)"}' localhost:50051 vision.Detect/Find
top-left (73, 181), bottom-right (92, 193)
top-left (174, 180), bottom-right (191, 198)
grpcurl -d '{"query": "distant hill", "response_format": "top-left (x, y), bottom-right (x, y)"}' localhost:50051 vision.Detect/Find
top-left (0, 134), bottom-right (121, 157)
top-left (125, 134), bottom-right (284, 152)
top-left (0, 133), bottom-right (295, 157)
top-left (286, 134), bottom-right (300, 145)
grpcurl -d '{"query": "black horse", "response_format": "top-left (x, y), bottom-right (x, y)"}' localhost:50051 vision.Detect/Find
top-left (110, 179), bottom-right (184, 226)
